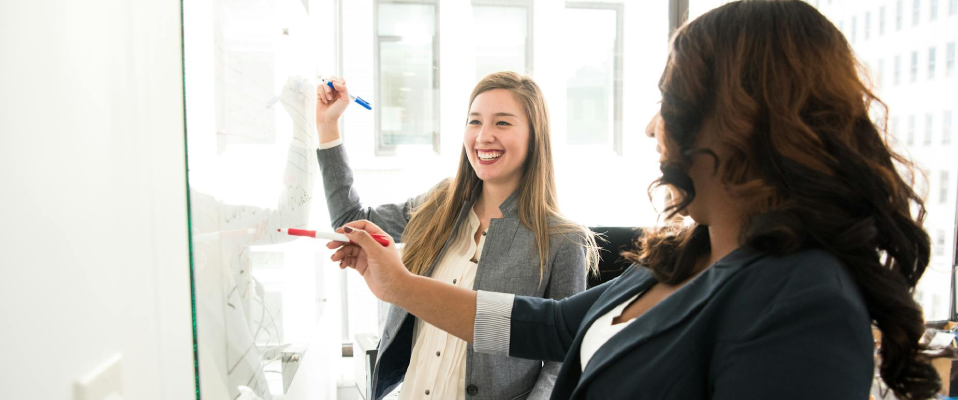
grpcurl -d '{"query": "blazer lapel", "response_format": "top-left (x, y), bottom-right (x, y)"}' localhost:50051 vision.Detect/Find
top-left (570, 247), bottom-right (765, 398)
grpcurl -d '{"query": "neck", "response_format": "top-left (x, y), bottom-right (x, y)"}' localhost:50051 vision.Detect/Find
top-left (706, 218), bottom-right (742, 266)
top-left (475, 179), bottom-right (518, 218)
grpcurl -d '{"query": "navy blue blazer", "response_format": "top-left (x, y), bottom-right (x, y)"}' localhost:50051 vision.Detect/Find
top-left (505, 247), bottom-right (875, 399)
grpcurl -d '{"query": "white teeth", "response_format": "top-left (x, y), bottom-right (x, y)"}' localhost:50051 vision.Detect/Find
top-left (477, 150), bottom-right (503, 161)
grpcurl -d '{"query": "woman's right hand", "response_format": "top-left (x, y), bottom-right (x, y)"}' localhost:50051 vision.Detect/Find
top-left (327, 220), bottom-right (412, 304)
top-left (315, 76), bottom-right (351, 143)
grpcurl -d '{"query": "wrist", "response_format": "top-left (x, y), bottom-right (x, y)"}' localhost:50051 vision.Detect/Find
top-left (385, 270), bottom-right (417, 305)
top-left (316, 122), bottom-right (341, 143)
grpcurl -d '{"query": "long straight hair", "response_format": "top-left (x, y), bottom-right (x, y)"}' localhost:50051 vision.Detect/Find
top-left (400, 72), bottom-right (598, 279)
top-left (623, 2), bottom-right (941, 398)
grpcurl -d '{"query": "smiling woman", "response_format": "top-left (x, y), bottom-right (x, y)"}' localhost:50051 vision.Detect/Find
top-left (314, 71), bottom-right (599, 400)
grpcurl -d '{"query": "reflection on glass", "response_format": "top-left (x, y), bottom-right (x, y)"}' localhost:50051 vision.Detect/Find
top-left (473, 3), bottom-right (530, 81)
top-left (184, 1), bottom-right (323, 398)
top-left (377, 2), bottom-right (438, 151)
top-left (564, 6), bottom-right (619, 147)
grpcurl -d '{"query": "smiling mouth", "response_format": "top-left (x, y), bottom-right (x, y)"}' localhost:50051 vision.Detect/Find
top-left (476, 149), bottom-right (504, 162)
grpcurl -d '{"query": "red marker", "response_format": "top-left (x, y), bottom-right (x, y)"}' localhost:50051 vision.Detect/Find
top-left (277, 228), bottom-right (391, 247)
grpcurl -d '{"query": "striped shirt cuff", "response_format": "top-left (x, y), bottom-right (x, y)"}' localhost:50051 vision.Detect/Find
top-left (318, 138), bottom-right (343, 149)
top-left (473, 290), bottom-right (515, 357)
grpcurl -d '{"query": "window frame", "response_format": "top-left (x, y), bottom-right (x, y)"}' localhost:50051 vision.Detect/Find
top-left (373, 0), bottom-right (442, 156)
top-left (564, 1), bottom-right (626, 155)
top-left (471, 0), bottom-right (535, 79)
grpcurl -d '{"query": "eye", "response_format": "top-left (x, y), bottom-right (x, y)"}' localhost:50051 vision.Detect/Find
top-left (496, 121), bottom-right (511, 126)
top-left (468, 120), bottom-right (481, 125)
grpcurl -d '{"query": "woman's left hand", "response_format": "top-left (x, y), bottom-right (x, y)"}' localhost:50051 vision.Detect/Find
top-left (327, 220), bottom-right (411, 303)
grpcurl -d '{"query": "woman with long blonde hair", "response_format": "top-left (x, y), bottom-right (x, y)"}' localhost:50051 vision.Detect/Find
top-left (315, 71), bottom-right (598, 400)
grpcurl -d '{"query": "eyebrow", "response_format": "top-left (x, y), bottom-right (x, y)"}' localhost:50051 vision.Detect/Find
top-left (469, 112), bottom-right (518, 118)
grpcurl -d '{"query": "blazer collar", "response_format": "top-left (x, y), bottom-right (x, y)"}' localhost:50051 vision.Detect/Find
top-left (497, 189), bottom-right (521, 218)
top-left (570, 246), bottom-right (765, 398)
top-left (465, 187), bottom-right (521, 219)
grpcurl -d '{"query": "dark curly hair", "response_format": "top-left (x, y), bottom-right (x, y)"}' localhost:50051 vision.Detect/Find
top-left (624, 1), bottom-right (943, 398)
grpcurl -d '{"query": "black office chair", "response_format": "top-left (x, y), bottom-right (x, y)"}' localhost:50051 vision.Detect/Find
top-left (587, 227), bottom-right (643, 288)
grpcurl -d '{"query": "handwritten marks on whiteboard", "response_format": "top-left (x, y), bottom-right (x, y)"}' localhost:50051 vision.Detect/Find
top-left (188, 0), bottom-right (319, 398)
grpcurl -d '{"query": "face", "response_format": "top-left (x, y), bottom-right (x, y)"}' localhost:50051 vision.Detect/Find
top-left (645, 112), bottom-right (727, 225)
top-left (464, 89), bottom-right (531, 187)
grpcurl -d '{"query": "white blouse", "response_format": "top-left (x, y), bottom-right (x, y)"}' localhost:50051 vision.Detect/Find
top-left (398, 209), bottom-right (486, 400)
top-left (578, 293), bottom-right (642, 371)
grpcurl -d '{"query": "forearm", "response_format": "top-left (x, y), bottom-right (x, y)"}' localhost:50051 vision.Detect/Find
top-left (391, 274), bottom-right (478, 343)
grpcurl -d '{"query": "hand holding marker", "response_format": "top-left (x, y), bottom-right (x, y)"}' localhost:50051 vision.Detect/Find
top-left (277, 228), bottom-right (390, 247)
top-left (320, 78), bottom-right (372, 110)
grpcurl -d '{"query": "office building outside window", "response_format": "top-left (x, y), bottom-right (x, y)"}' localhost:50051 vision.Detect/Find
top-left (938, 230), bottom-right (947, 256)
top-left (944, 111), bottom-right (952, 145)
top-left (878, 59), bottom-right (885, 87)
top-left (925, 114), bottom-right (933, 145)
top-left (911, 50), bottom-right (919, 82)
top-left (929, 47), bottom-right (937, 79)
top-left (914, 0), bottom-right (921, 25)
top-left (943, 171), bottom-right (951, 204)
top-left (895, 54), bottom-right (902, 84)
top-left (931, 0), bottom-right (939, 20)
top-left (880, 6), bottom-right (887, 35)
top-left (897, 0), bottom-right (904, 30)
top-left (472, 0), bottom-right (533, 82)
top-left (952, 0), bottom-right (958, 14)
top-left (563, 2), bottom-right (624, 152)
top-left (375, 0), bottom-right (440, 154)
top-left (852, 17), bottom-right (858, 43)
top-left (908, 115), bottom-right (915, 145)
top-left (948, 42), bottom-right (955, 76)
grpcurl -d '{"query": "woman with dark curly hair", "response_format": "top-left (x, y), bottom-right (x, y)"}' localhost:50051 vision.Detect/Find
top-left (327, 1), bottom-right (945, 398)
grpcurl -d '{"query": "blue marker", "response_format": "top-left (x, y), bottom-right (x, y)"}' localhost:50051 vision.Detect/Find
top-left (321, 78), bottom-right (372, 110)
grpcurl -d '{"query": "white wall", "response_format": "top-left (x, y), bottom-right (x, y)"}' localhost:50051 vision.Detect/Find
top-left (0, 1), bottom-right (195, 399)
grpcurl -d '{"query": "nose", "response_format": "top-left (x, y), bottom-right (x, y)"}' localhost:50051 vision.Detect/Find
top-left (645, 114), bottom-right (660, 138)
top-left (476, 124), bottom-right (495, 144)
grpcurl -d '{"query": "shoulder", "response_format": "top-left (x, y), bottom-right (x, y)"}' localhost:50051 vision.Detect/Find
top-left (720, 248), bottom-right (870, 335)
top-left (748, 248), bottom-right (860, 296)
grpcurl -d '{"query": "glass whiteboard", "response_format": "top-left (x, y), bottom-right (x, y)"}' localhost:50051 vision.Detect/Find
top-left (183, 0), bottom-right (334, 398)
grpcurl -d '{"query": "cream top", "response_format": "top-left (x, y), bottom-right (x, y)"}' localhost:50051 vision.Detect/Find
top-left (398, 209), bottom-right (486, 400)
top-left (578, 293), bottom-right (641, 372)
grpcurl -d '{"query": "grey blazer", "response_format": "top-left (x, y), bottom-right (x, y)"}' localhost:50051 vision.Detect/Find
top-left (317, 145), bottom-right (588, 400)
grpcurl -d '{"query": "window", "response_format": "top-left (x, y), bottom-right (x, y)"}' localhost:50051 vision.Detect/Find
top-left (937, 230), bottom-right (947, 257)
top-left (376, 0), bottom-right (440, 154)
top-left (929, 47), bottom-right (937, 79)
top-left (925, 114), bottom-right (934, 145)
top-left (944, 111), bottom-right (953, 145)
top-left (908, 115), bottom-right (916, 145)
top-left (891, 116), bottom-right (900, 138)
top-left (942, 171), bottom-right (951, 204)
top-left (878, 59), bottom-right (885, 87)
top-left (880, 6), bottom-right (887, 35)
top-left (931, 0), bottom-right (939, 20)
top-left (911, 50), bottom-right (919, 82)
top-left (897, 1), bottom-right (904, 30)
top-left (564, 2), bottom-right (624, 152)
top-left (865, 12), bottom-right (871, 40)
top-left (948, 42), bottom-right (956, 76)
top-left (952, 0), bottom-right (958, 15)
top-left (472, 0), bottom-right (533, 81)
top-left (914, 0), bottom-right (922, 25)
top-left (895, 55), bottom-right (902, 85)
top-left (852, 17), bottom-right (858, 43)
